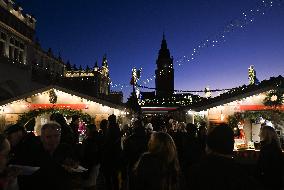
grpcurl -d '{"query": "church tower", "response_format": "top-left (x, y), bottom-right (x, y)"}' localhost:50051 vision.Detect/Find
top-left (155, 34), bottom-right (174, 97)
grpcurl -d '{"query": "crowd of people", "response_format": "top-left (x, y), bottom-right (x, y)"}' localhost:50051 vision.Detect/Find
top-left (0, 114), bottom-right (283, 190)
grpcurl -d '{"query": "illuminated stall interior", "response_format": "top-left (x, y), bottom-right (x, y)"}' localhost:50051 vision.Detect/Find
top-left (184, 76), bottom-right (284, 150)
top-left (0, 85), bottom-right (128, 133)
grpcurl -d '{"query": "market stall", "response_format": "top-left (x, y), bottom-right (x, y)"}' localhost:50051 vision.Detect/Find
top-left (0, 85), bottom-right (129, 132)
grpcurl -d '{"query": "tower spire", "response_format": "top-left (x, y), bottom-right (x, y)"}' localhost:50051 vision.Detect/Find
top-left (102, 54), bottom-right (108, 67)
top-left (94, 61), bottom-right (99, 71)
top-left (161, 33), bottom-right (167, 49)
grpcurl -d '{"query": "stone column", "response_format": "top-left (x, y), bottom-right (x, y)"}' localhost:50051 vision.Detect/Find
top-left (4, 36), bottom-right (9, 57)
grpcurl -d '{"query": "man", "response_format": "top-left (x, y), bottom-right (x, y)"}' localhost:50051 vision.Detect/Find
top-left (40, 122), bottom-right (62, 155)
top-left (28, 122), bottom-right (77, 190)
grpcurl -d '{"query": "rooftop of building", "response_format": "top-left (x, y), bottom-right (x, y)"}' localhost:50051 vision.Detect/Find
top-left (0, 0), bottom-right (36, 29)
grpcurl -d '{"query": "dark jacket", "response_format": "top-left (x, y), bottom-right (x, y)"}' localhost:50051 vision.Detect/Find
top-left (122, 130), bottom-right (148, 189)
top-left (188, 154), bottom-right (259, 190)
top-left (256, 140), bottom-right (283, 190)
top-left (101, 124), bottom-right (122, 172)
top-left (122, 129), bottom-right (148, 169)
top-left (134, 153), bottom-right (180, 190)
top-left (9, 132), bottom-right (41, 166)
top-left (81, 131), bottom-right (103, 170)
top-left (24, 143), bottom-right (75, 190)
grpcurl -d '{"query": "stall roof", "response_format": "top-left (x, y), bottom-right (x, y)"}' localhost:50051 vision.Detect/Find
top-left (180, 75), bottom-right (284, 112)
top-left (0, 85), bottom-right (126, 110)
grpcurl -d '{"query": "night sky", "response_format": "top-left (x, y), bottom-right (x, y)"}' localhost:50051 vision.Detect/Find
top-left (18, 0), bottom-right (284, 99)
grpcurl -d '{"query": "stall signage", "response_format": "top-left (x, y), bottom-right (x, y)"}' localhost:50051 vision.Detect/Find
top-left (239, 105), bottom-right (284, 111)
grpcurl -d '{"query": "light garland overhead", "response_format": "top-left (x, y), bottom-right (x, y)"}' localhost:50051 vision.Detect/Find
top-left (110, 0), bottom-right (283, 91)
top-left (137, 84), bottom-right (231, 93)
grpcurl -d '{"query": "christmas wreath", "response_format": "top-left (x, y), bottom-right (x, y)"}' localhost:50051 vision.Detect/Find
top-left (49, 90), bottom-right (57, 104)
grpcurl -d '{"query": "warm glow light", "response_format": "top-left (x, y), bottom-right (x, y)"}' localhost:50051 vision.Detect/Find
top-left (220, 113), bottom-right (225, 121)
top-left (270, 95), bottom-right (277, 101)
top-left (187, 110), bottom-right (194, 115)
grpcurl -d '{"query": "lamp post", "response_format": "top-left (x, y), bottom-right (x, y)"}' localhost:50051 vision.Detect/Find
top-left (128, 67), bottom-right (141, 116)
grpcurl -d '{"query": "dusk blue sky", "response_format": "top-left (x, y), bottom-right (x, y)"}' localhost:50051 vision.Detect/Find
top-left (18, 0), bottom-right (284, 99)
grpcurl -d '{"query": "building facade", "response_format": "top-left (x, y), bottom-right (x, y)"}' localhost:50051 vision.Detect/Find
top-left (63, 55), bottom-right (111, 97)
top-left (0, 0), bottom-right (120, 103)
top-left (0, 0), bottom-right (38, 100)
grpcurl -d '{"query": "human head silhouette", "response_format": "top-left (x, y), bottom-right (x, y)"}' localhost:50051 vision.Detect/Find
top-left (206, 124), bottom-right (234, 155)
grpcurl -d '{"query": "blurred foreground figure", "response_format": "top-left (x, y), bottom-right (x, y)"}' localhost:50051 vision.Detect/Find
top-left (0, 134), bottom-right (20, 190)
top-left (256, 125), bottom-right (283, 190)
top-left (101, 114), bottom-right (122, 190)
top-left (4, 124), bottom-right (40, 166)
top-left (188, 124), bottom-right (259, 190)
top-left (134, 132), bottom-right (181, 190)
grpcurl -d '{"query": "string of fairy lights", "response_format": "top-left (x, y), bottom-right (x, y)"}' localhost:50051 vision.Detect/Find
top-left (138, 77), bottom-right (271, 106)
top-left (110, 0), bottom-right (283, 94)
top-left (137, 84), bottom-right (231, 93)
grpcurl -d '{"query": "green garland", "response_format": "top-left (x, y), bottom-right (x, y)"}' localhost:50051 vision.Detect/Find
top-left (228, 112), bottom-right (244, 128)
top-left (194, 114), bottom-right (207, 126)
top-left (228, 111), bottom-right (284, 128)
top-left (17, 108), bottom-right (93, 126)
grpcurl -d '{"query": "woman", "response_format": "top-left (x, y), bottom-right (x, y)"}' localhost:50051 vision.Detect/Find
top-left (256, 125), bottom-right (283, 190)
top-left (134, 132), bottom-right (180, 190)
